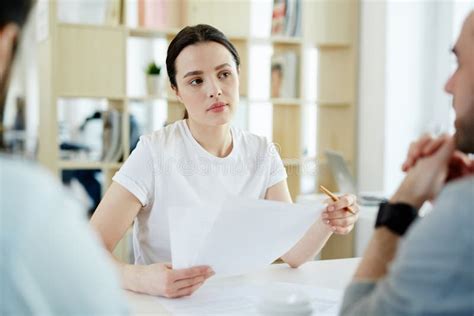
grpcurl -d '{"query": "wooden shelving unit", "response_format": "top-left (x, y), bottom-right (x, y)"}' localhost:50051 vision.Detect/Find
top-left (309, 0), bottom-right (360, 259)
top-left (58, 161), bottom-right (122, 170)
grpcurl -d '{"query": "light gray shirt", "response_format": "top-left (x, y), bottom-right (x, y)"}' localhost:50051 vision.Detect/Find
top-left (341, 176), bottom-right (474, 316)
top-left (0, 157), bottom-right (129, 315)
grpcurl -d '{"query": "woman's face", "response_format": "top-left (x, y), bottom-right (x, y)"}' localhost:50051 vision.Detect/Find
top-left (173, 41), bottom-right (239, 127)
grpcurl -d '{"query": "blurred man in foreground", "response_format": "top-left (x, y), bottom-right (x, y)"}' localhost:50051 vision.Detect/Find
top-left (0, 1), bottom-right (129, 314)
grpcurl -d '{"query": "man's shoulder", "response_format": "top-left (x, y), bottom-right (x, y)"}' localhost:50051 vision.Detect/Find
top-left (1, 156), bottom-right (77, 200)
top-left (0, 156), bottom-right (85, 231)
top-left (440, 175), bottom-right (474, 198)
top-left (436, 176), bottom-right (474, 215)
top-left (409, 175), bottom-right (474, 246)
top-left (1, 155), bottom-right (53, 180)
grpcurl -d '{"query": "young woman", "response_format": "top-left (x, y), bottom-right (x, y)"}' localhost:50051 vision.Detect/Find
top-left (91, 24), bottom-right (359, 299)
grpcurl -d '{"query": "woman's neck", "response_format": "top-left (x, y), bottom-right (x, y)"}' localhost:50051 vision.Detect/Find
top-left (186, 119), bottom-right (233, 158)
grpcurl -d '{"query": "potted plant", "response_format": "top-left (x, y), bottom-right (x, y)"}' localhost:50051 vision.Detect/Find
top-left (145, 61), bottom-right (163, 96)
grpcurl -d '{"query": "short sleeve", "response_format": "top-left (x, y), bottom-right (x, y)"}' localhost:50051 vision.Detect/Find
top-left (113, 136), bottom-right (154, 206)
top-left (266, 141), bottom-right (287, 189)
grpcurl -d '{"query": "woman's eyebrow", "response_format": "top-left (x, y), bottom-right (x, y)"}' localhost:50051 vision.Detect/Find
top-left (215, 63), bottom-right (231, 70)
top-left (183, 63), bottom-right (232, 79)
top-left (183, 70), bottom-right (203, 79)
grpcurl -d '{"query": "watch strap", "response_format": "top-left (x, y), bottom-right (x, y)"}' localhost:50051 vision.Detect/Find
top-left (375, 202), bottom-right (418, 236)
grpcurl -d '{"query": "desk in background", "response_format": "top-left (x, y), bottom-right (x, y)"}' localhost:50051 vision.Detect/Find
top-left (126, 258), bottom-right (360, 315)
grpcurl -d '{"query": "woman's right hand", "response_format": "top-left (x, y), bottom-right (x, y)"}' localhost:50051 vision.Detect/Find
top-left (138, 263), bottom-right (214, 298)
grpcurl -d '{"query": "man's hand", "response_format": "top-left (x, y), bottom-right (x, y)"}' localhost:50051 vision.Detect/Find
top-left (391, 136), bottom-right (456, 209)
top-left (402, 134), bottom-right (473, 182)
top-left (353, 136), bottom-right (455, 281)
top-left (446, 151), bottom-right (474, 181)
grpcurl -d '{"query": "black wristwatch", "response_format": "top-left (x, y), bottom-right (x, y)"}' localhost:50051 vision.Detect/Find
top-left (375, 202), bottom-right (418, 236)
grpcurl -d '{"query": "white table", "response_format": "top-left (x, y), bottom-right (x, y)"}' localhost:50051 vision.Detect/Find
top-left (126, 258), bottom-right (360, 315)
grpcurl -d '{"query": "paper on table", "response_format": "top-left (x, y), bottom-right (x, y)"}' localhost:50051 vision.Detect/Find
top-left (169, 196), bottom-right (325, 276)
top-left (156, 281), bottom-right (342, 316)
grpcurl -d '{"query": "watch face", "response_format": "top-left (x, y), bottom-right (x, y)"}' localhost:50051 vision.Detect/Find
top-left (375, 202), bottom-right (418, 236)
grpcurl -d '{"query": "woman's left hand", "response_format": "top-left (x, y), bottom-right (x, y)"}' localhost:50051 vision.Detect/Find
top-left (321, 194), bottom-right (359, 235)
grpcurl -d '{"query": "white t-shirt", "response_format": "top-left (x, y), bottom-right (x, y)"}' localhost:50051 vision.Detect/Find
top-left (113, 120), bottom-right (287, 264)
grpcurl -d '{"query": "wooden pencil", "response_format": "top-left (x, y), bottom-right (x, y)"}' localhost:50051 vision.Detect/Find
top-left (319, 185), bottom-right (356, 215)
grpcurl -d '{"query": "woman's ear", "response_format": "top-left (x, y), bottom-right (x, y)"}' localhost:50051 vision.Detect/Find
top-left (172, 85), bottom-right (183, 103)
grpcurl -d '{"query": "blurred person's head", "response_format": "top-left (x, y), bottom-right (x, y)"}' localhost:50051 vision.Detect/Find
top-left (445, 11), bottom-right (474, 154)
top-left (166, 24), bottom-right (240, 126)
top-left (0, 0), bottom-right (33, 149)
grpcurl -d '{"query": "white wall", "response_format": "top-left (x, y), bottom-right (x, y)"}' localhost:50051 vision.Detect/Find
top-left (357, 0), bottom-right (387, 192)
top-left (357, 1), bottom-right (471, 195)
top-left (384, 1), bottom-right (430, 193)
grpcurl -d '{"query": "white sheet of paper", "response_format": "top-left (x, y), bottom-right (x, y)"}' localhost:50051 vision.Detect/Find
top-left (156, 281), bottom-right (342, 316)
top-left (169, 196), bottom-right (325, 276)
top-left (169, 203), bottom-right (221, 269)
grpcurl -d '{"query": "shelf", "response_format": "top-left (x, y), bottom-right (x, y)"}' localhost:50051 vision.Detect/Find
top-left (283, 156), bottom-right (317, 167)
top-left (121, 26), bottom-right (251, 43)
top-left (316, 42), bottom-right (351, 49)
top-left (56, 95), bottom-right (181, 103)
top-left (57, 23), bottom-right (347, 50)
top-left (246, 99), bottom-right (347, 107)
top-left (57, 94), bottom-right (178, 102)
top-left (248, 36), bottom-right (303, 46)
top-left (57, 23), bottom-right (126, 32)
top-left (318, 101), bottom-right (352, 107)
top-left (58, 94), bottom-right (127, 101)
top-left (271, 98), bottom-right (303, 106)
top-left (128, 28), bottom-right (300, 45)
top-left (58, 161), bottom-right (122, 170)
top-left (127, 95), bottom-right (177, 102)
top-left (246, 98), bottom-right (303, 105)
top-left (56, 24), bottom-right (348, 49)
top-left (227, 35), bottom-right (250, 42)
top-left (127, 26), bottom-right (180, 38)
top-left (270, 36), bottom-right (303, 45)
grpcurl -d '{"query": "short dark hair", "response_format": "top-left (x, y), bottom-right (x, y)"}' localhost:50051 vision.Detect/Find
top-left (166, 24), bottom-right (240, 89)
top-left (0, 0), bottom-right (33, 29)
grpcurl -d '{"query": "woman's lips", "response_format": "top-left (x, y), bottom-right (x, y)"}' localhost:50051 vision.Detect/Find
top-left (208, 102), bottom-right (227, 112)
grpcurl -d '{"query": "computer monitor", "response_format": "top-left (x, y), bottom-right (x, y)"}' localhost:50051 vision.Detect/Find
top-left (325, 150), bottom-right (386, 206)
top-left (325, 150), bottom-right (357, 194)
